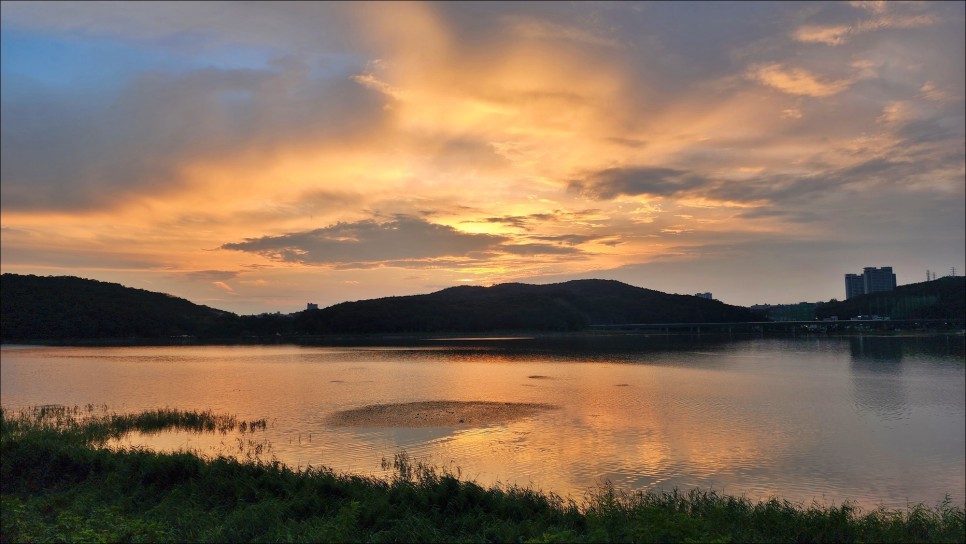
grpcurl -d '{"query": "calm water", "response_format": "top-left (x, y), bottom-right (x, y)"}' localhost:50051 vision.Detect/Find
top-left (2, 335), bottom-right (963, 508)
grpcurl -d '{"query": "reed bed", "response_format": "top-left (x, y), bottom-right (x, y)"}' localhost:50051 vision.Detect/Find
top-left (1, 406), bottom-right (963, 543)
top-left (2, 404), bottom-right (266, 444)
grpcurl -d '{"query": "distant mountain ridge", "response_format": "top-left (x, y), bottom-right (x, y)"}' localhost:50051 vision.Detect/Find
top-left (1, 274), bottom-right (762, 341)
top-left (1, 274), bottom-right (234, 341)
top-left (290, 279), bottom-right (763, 334)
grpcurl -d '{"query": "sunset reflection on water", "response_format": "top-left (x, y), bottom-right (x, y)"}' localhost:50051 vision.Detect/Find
top-left (2, 335), bottom-right (963, 508)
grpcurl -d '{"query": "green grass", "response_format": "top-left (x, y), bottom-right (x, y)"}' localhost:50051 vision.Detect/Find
top-left (1, 404), bottom-right (266, 446)
top-left (2, 406), bottom-right (963, 543)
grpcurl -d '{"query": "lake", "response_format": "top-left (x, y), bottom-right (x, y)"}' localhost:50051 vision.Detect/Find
top-left (2, 334), bottom-right (963, 509)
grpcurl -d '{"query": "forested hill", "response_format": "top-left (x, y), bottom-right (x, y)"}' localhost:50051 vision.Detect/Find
top-left (1, 274), bottom-right (763, 341)
top-left (815, 276), bottom-right (965, 320)
top-left (289, 279), bottom-right (764, 334)
top-left (1, 274), bottom-right (236, 341)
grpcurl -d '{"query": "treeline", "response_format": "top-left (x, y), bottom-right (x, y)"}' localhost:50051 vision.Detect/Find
top-left (816, 277), bottom-right (965, 321)
top-left (1, 275), bottom-right (763, 342)
top-left (289, 280), bottom-right (763, 334)
top-left (0, 274), bottom-right (237, 341)
top-left (5, 274), bottom-right (961, 342)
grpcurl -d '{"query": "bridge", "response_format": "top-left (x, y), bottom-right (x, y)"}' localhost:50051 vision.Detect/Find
top-left (587, 318), bottom-right (965, 334)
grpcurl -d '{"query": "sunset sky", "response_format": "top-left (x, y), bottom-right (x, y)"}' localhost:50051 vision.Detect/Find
top-left (2, 1), bottom-right (964, 314)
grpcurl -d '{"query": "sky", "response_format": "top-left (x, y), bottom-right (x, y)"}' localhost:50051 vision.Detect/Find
top-left (1, 1), bottom-right (964, 315)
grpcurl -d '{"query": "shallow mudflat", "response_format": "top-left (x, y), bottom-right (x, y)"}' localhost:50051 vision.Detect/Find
top-left (326, 400), bottom-right (557, 428)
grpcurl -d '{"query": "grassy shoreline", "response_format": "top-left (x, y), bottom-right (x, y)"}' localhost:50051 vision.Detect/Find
top-left (2, 407), bottom-right (963, 543)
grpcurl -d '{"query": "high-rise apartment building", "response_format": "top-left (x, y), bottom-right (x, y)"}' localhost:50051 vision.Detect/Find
top-left (862, 266), bottom-right (897, 294)
top-left (845, 274), bottom-right (865, 300)
top-left (844, 267), bottom-right (897, 299)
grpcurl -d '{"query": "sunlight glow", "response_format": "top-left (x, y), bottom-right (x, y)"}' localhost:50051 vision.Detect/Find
top-left (1, 1), bottom-right (962, 312)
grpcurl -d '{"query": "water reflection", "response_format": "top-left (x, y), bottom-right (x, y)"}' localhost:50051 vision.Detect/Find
top-left (850, 336), bottom-right (904, 366)
top-left (441, 334), bottom-right (750, 360)
top-left (1, 335), bottom-right (963, 509)
top-left (849, 336), bottom-right (908, 421)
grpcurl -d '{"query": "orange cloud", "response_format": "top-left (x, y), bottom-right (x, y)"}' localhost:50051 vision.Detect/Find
top-left (212, 281), bottom-right (234, 293)
top-left (747, 63), bottom-right (853, 97)
top-left (1, 1), bottom-right (962, 312)
top-left (793, 25), bottom-right (852, 46)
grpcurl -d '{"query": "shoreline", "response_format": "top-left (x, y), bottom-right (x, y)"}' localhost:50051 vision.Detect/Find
top-left (4, 406), bottom-right (964, 542)
top-left (2, 327), bottom-right (964, 348)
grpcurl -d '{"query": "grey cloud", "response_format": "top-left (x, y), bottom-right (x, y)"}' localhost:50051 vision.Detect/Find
top-left (570, 167), bottom-right (711, 200)
top-left (528, 234), bottom-right (605, 246)
top-left (895, 112), bottom-right (966, 148)
top-left (834, 158), bottom-right (915, 183)
top-left (1, 62), bottom-right (390, 212)
top-left (735, 208), bottom-right (821, 222)
top-left (221, 215), bottom-right (507, 265)
top-left (332, 256), bottom-right (493, 271)
top-left (461, 212), bottom-right (559, 231)
top-left (605, 136), bottom-right (647, 148)
top-left (500, 244), bottom-right (581, 256)
top-left (823, 150), bottom-right (962, 195)
top-left (481, 216), bottom-right (531, 230)
top-left (221, 214), bottom-right (594, 267)
top-left (182, 270), bottom-right (241, 282)
top-left (704, 173), bottom-right (827, 204)
top-left (330, 262), bottom-right (382, 271)
top-left (748, 100), bottom-right (962, 202)
top-left (574, 128), bottom-right (963, 209)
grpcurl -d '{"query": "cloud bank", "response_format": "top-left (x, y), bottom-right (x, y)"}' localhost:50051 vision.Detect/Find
top-left (1, 1), bottom-right (962, 312)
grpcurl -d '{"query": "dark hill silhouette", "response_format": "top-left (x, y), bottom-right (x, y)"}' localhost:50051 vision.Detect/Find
top-left (292, 279), bottom-right (763, 334)
top-left (1, 274), bottom-right (236, 341)
top-left (2, 274), bottom-right (764, 341)
top-left (815, 276), bottom-right (965, 320)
